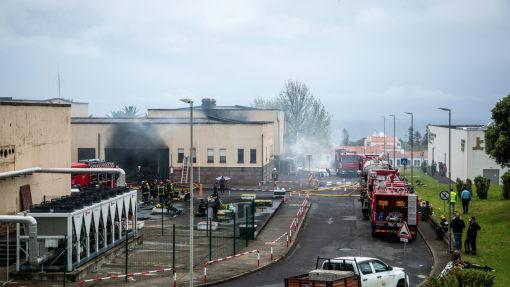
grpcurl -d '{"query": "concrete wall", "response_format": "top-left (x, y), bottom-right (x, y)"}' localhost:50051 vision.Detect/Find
top-left (148, 108), bottom-right (286, 156)
top-left (46, 99), bottom-right (89, 117)
top-left (428, 125), bottom-right (507, 184)
top-left (0, 102), bottom-right (71, 215)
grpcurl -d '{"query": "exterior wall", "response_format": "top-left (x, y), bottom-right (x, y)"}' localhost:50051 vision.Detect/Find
top-left (0, 103), bottom-right (71, 215)
top-left (71, 122), bottom-right (275, 183)
top-left (46, 99), bottom-right (89, 117)
top-left (148, 109), bottom-right (286, 157)
top-left (428, 125), bottom-right (507, 184)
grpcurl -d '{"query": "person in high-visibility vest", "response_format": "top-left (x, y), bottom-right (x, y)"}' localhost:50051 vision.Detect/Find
top-left (450, 188), bottom-right (457, 214)
top-left (157, 181), bottom-right (166, 203)
top-left (141, 181), bottom-right (150, 204)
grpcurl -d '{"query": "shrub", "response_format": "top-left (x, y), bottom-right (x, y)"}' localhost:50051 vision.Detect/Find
top-left (465, 178), bottom-right (473, 193)
top-left (474, 175), bottom-right (491, 199)
top-left (426, 270), bottom-right (496, 287)
top-left (455, 178), bottom-right (465, 194)
top-left (501, 171), bottom-right (510, 199)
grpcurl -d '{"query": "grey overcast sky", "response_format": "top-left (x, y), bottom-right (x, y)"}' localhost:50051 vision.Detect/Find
top-left (1, 0), bottom-right (509, 124)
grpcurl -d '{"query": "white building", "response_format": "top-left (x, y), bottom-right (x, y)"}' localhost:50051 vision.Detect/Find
top-left (427, 124), bottom-right (507, 185)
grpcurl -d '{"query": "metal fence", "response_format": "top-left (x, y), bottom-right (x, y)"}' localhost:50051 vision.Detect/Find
top-left (122, 201), bottom-right (255, 274)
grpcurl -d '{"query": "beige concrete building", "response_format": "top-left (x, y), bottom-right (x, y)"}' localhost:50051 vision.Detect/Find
top-left (0, 102), bottom-right (71, 215)
top-left (71, 117), bottom-right (276, 184)
top-left (0, 97), bottom-right (88, 117)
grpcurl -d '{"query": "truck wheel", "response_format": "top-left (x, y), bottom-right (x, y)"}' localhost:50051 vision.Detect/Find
top-left (371, 226), bottom-right (376, 237)
top-left (396, 279), bottom-right (405, 287)
top-left (411, 234), bottom-right (417, 241)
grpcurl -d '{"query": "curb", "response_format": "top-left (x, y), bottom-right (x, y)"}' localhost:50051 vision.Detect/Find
top-left (196, 202), bottom-right (312, 287)
top-left (415, 220), bottom-right (440, 287)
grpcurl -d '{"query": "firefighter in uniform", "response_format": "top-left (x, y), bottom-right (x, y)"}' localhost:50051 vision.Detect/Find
top-left (196, 199), bottom-right (208, 216)
top-left (157, 181), bottom-right (166, 203)
top-left (164, 194), bottom-right (181, 216)
top-left (136, 166), bottom-right (144, 183)
top-left (435, 215), bottom-right (449, 240)
top-left (359, 193), bottom-right (370, 220)
top-left (272, 168), bottom-right (278, 186)
top-left (141, 181), bottom-right (151, 204)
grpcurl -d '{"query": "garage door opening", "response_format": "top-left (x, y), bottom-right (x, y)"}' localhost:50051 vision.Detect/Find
top-left (105, 148), bottom-right (169, 182)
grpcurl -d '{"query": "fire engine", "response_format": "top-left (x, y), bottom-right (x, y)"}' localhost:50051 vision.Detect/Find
top-left (71, 159), bottom-right (116, 189)
top-left (362, 156), bottom-right (389, 181)
top-left (332, 148), bottom-right (360, 177)
top-left (367, 169), bottom-right (418, 240)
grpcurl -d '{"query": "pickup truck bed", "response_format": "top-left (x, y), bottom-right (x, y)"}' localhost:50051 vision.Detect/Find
top-left (284, 272), bottom-right (359, 287)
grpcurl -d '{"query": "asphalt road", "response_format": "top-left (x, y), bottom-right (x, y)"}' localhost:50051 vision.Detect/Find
top-left (215, 185), bottom-right (432, 287)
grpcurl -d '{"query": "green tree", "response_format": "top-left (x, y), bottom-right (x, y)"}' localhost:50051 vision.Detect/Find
top-left (252, 80), bottom-right (332, 155)
top-left (422, 126), bottom-right (429, 149)
top-left (414, 130), bottom-right (422, 149)
top-left (485, 94), bottom-right (510, 167)
top-left (106, 106), bottom-right (144, 118)
top-left (341, 128), bottom-right (349, 146)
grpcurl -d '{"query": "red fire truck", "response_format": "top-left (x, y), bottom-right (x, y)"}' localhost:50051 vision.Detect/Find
top-left (368, 170), bottom-right (418, 240)
top-left (71, 159), bottom-right (116, 189)
top-left (332, 149), bottom-right (360, 177)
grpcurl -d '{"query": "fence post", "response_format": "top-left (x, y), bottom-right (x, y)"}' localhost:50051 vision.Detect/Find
top-left (125, 219), bottom-right (128, 282)
top-left (233, 213), bottom-right (236, 254)
top-left (63, 233), bottom-right (67, 287)
top-left (245, 206), bottom-right (248, 247)
top-left (172, 224), bottom-right (175, 270)
top-left (209, 218), bottom-right (212, 261)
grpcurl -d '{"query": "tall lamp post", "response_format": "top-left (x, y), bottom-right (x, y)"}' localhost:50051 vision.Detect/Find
top-left (381, 116), bottom-right (386, 159)
top-left (439, 107), bottom-right (452, 253)
top-left (389, 115), bottom-right (395, 168)
top-left (405, 112), bottom-right (413, 187)
top-left (180, 98), bottom-right (194, 286)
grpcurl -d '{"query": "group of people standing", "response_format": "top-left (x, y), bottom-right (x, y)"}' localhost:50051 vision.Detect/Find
top-left (435, 211), bottom-right (481, 255)
top-left (430, 161), bottom-right (447, 177)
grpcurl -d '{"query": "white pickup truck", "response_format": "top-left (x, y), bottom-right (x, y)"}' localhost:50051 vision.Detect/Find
top-left (284, 256), bottom-right (409, 287)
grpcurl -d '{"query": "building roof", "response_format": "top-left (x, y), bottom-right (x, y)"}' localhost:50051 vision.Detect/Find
top-left (366, 136), bottom-right (399, 142)
top-left (0, 101), bottom-right (71, 108)
top-left (0, 97), bottom-right (87, 104)
top-left (335, 145), bottom-right (397, 154)
top-left (71, 116), bottom-right (273, 125)
top-left (148, 105), bottom-right (280, 111)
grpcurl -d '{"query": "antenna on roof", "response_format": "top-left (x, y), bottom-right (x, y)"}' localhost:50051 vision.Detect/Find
top-left (51, 63), bottom-right (64, 103)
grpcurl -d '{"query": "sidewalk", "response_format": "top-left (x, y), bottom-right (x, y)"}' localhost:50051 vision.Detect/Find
top-left (416, 217), bottom-right (453, 287)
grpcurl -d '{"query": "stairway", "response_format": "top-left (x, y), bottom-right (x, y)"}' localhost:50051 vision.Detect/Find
top-left (0, 229), bottom-right (17, 266)
top-left (181, 156), bottom-right (190, 184)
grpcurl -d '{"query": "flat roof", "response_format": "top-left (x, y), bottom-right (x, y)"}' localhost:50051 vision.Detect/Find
top-left (0, 101), bottom-right (71, 108)
top-left (428, 124), bottom-right (485, 128)
top-left (148, 105), bottom-right (281, 111)
top-left (71, 116), bottom-right (273, 125)
top-left (0, 97), bottom-right (87, 104)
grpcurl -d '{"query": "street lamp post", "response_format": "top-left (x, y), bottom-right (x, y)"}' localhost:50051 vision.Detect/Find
top-left (390, 115), bottom-right (395, 168)
top-left (405, 112), bottom-right (413, 187)
top-left (381, 116), bottom-right (386, 159)
top-left (439, 107), bottom-right (452, 253)
top-left (181, 98), bottom-right (194, 286)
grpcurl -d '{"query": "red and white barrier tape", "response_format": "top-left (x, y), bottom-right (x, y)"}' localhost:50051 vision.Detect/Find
top-left (204, 250), bottom-right (259, 283)
top-left (271, 232), bottom-right (289, 261)
top-left (78, 268), bottom-right (176, 287)
top-left (259, 181), bottom-right (302, 191)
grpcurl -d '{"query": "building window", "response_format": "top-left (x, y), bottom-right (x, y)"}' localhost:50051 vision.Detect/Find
top-left (207, 149), bottom-right (214, 163)
top-left (178, 149), bottom-right (184, 163)
top-left (238, 149), bottom-right (244, 163)
top-left (250, 149), bottom-right (257, 163)
top-left (220, 149), bottom-right (226, 163)
top-left (193, 148), bottom-right (196, 163)
top-left (414, 160), bottom-right (420, 166)
top-left (78, 148), bottom-right (95, 161)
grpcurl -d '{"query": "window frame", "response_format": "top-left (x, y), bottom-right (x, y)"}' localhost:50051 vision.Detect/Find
top-left (369, 260), bottom-right (388, 273)
top-left (207, 149), bottom-right (214, 163)
top-left (357, 261), bottom-right (374, 275)
top-left (250, 149), bottom-right (257, 163)
top-left (237, 149), bottom-right (244, 163)
top-left (220, 149), bottom-right (226, 163)
top-left (78, 148), bottom-right (95, 161)
top-left (177, 148), bottom-right (184, 163)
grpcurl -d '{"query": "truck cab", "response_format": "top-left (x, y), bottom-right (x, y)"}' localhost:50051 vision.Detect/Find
top-left (337, 153), bottom-right (360, 177)
top-left (320, 257), bottom-right (408, 287)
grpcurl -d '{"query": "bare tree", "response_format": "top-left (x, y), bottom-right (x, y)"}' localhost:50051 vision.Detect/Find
top-left (252, 80), bottom-right (332, 155)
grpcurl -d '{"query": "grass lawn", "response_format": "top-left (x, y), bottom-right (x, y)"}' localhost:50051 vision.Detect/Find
top-left (411, 170), bottom-right (510, 286)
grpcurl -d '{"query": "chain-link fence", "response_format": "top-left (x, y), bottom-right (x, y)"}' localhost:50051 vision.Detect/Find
top-left (115, 201), bottom-right (255, 275)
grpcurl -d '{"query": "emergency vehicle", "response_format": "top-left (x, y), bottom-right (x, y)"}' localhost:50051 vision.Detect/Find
top-left (332, 149), bottom-right (360, 177)
top-left (71, 159), bottom-right (116, 189)
top-left (368, 170), bottom-right (418, 240)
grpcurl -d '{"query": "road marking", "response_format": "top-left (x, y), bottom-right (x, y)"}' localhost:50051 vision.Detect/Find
top-left (327, 218), bottom-right (333, 224)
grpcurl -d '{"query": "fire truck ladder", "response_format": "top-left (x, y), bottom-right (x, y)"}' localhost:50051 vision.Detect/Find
top-left (181, 156), bottom-right (190, 184)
